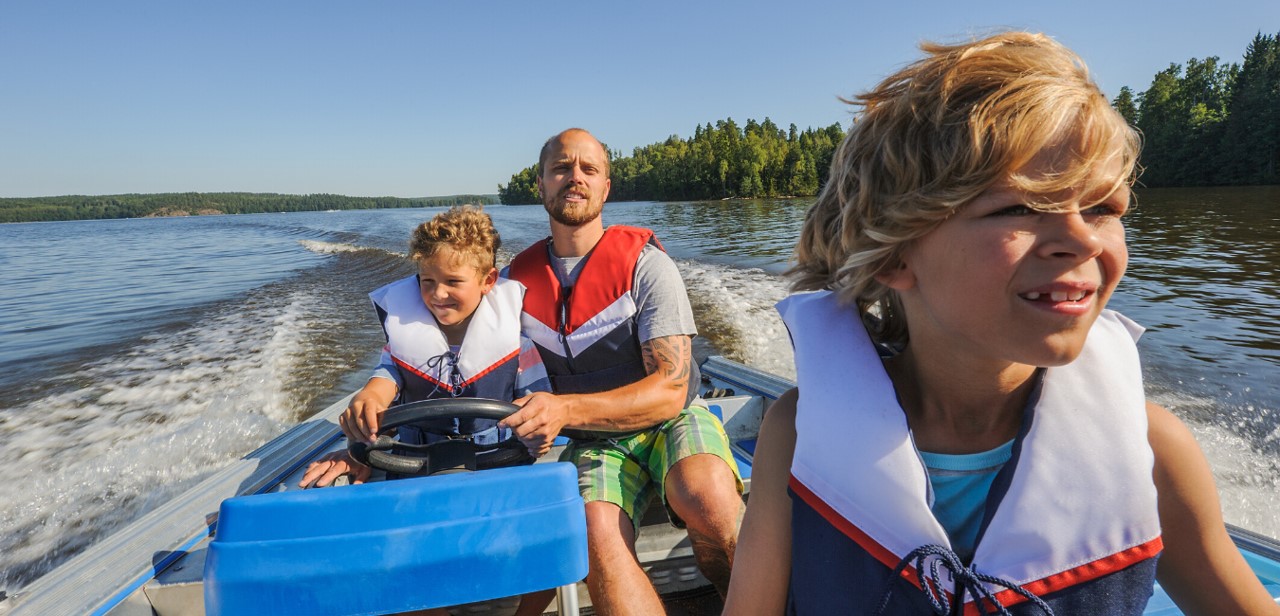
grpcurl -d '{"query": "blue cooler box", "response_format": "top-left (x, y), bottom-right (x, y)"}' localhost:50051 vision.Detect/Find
top-left (205, 462), bottom-right (587, 616)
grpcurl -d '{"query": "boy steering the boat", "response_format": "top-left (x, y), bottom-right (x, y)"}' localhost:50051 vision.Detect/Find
top-left (299, 205), bottom-right (554, 616)
top-left (725, 32), bottom-right (1280, 615)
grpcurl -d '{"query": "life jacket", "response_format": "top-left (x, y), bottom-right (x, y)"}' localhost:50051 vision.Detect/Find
top-left (777, 291), bottom-right (1162, 615)
top-left (507, 226), bottom-right (700, 420)
top-left (370, 276), bottom-right (523, 447)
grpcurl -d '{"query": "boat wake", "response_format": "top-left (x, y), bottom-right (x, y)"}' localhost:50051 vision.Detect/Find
top-left (1152, 388), bottom-right (1280, 538)
top-left (677, 259), bottom-right (795, 381)
top-left (298, 239), bottom-right (393, 256)
top-left (0, 276), bottom-right (379, 592)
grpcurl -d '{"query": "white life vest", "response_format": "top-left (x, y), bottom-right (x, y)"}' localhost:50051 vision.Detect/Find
top-left (370, 276), bottom-right (524, 400)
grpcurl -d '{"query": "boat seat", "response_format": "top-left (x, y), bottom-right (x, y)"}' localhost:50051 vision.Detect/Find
top-left (707, 402), bottom-right (755, 480)
top-left (204, 462), bottom-right (588, 616)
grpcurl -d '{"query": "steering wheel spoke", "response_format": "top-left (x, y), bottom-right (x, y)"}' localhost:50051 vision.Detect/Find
top-left (348, 398), bottom-right (531, 476)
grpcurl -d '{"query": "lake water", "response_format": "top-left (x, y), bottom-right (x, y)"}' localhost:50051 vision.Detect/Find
top-left (0, 187), bottom-right (1277, 592)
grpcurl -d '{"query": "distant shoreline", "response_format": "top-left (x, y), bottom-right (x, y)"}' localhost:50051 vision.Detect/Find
top-left (0, 192), bottom-right (500, 224)
top-left (144, 207), bottom-right (227, 218)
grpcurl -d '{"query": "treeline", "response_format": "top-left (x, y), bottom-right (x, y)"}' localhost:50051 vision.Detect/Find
top-left (499, 118), bottom-right (845, 204)
top-left (0, 192), bottom-right (499, 224)
top-left (1115, 31), bottom-right (1280, 187)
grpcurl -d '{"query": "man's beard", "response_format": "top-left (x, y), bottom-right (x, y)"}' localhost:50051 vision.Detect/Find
top-left (543, 189), bottom-right (603, 226)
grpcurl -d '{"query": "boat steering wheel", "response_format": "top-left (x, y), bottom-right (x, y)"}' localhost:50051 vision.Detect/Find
top-left (347, 398), bottom-right (531, 476)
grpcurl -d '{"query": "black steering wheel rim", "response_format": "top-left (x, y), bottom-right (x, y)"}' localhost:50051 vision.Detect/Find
top-left (348, 397), bottom-right (530, 475)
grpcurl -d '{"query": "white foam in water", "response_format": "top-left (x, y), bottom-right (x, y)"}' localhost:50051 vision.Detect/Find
top-left (1153, 390), bottom-right (1280, 539)
top-left (0, 290), bottom-right (324, 591)
top-left (298, 239), bottom-right (367, 254)
top-left (676, 260), bottom-right (796, 381)
top-left (1198, 422), bottom-right (1280, 537)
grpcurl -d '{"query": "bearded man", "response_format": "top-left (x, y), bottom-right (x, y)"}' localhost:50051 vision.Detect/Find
top-left (501, 128), bottom-right (744, 613)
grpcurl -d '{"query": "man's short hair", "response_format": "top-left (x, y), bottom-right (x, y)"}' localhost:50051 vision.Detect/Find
top-left (538, 128), bottom-right (611, 178)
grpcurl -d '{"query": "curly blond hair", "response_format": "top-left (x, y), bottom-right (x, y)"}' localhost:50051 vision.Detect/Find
top-left (790, 31), bottom-right (1140, 346)
top-left (409, 205), bottom-right (501, 273)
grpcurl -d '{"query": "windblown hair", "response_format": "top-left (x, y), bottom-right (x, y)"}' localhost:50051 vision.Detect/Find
top-left (790, 31), bottom-right (1140, 346)
top-left (409, 205), bottom-right (501, 273)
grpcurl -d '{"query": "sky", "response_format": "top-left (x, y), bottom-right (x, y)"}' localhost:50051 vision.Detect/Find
top-left (2, 1), bottom-right (1277, 199)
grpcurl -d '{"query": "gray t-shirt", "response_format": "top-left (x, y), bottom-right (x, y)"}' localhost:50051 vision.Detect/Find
top-left (552, 243), bottom-right (697, 343)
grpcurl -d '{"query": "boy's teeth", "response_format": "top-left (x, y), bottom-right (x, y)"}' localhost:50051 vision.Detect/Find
top-left (1022, 290), bottom-right (1088, 301)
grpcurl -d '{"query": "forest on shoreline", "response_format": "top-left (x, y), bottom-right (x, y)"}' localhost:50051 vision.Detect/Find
top-left (498, 119), bottom-right (846, 205)
top-left (0, 193), bottom-right (498, 224)
top-left (1115, 31), bottom-right (1280, 187)
top-left (501, 30), bottom-right (1280, 203)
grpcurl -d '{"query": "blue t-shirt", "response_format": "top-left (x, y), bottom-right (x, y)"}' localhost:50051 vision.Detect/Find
top-left (920, 440), bottom-right (1015, 562)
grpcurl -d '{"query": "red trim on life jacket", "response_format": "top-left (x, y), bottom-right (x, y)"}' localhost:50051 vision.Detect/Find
top-left (393, 355), bottom-right (454, 391)
top-left (789, 474), bottom-right (1163, 613)
top-left (391, 349), bottom-right (519, 392)
top-left (972, 536), bottom-right (1164, 614)
top-left (789, 475), bottom-right (915, 581)
top-left (458, 349), bottom-right (520, 387)
top-left (508, 226), bottom-right (658, 335)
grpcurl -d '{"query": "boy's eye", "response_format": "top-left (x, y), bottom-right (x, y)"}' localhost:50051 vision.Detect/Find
top-left (991, 204), bottom-right (1036, 217)
top-left (1084, 202), bottom-right (1127, 218)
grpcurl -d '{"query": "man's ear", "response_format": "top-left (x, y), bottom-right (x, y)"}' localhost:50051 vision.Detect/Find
top-left (535, 176), bottom-right (543, 199)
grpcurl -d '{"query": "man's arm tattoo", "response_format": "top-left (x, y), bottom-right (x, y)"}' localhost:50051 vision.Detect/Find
top-left (641, 335), bottom-right (692, 385)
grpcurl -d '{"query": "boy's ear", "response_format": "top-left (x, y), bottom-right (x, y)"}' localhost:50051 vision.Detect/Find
top-left (875, 259), bottom-right (916, 291)
top-left (480, 267), bottom-right (499, 293)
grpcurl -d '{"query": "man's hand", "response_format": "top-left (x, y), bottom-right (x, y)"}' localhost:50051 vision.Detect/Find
top-left (501, 391), bottom-right (571, 457)
top-left (298, 450), bottom-right (371, 488)
top-left (339, 382), bottom-right (395, 444)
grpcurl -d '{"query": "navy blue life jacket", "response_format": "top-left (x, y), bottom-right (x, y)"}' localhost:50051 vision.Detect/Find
top-left (777, 291), bottom-right (1162, 615)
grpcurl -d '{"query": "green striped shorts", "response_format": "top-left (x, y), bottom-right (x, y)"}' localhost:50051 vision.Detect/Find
top-left (560, 404), bottom-right (743, 531)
